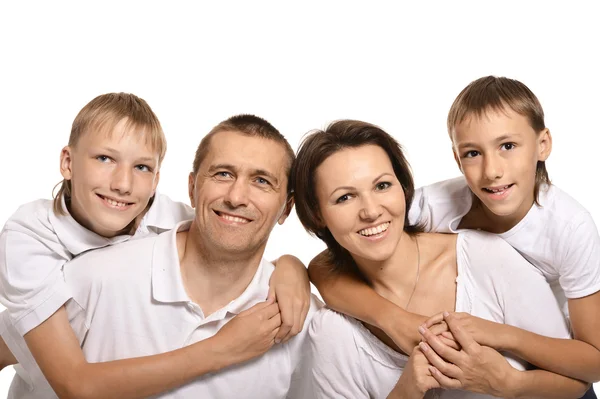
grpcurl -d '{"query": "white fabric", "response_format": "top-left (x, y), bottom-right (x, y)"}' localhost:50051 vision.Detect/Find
top-left (299, 231), bottom-right (571, 399)
top-left (409, 177), bottom-right (600, 304)
top-left (0, 192), bottom-right (194, 336)
top-left (8, 221), bottom-right (320, 399)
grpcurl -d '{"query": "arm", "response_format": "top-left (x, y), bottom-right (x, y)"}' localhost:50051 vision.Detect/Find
top-left (308, 250), bottom-right (427, 353)
top-left (269, 254), bottom-right (311, 343)
top-left (0, 336), bottom-right (17, 370)
top-left (419, 318), bottom-right (589, 399)
top-left (387, 346), bottom-right (438, 399)
top-left (25, 301), bottom-right (281, 399)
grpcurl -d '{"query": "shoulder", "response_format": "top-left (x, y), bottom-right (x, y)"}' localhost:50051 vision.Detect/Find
top-left (416, 176), bottom-right (472, 202)
top-left (142, 193), bottom-right (194, 231)
top-left (538, 185), bottom-right (590, 224)
top-left (3, 199), bottom-right (55, 237)
top-left (308, 307), bottom-right (360, 347)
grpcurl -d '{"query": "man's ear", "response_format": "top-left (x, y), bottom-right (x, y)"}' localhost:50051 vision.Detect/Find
top-left (277, 195), bottom-right (295, 225)
top-left (60, 146), bottom-right (74, 180)
top-left (188, 172), bottom-right (196, 208)
top-left (537, 128), bottom-right (553, 162)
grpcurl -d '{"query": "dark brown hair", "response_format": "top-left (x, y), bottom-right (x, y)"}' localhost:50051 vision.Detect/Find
top-left (192, 114), bottom-right (295, 195)
top-left (447, 76), bottom-right (550, 204)
top-left (292, 119), bottom-right (423, 271)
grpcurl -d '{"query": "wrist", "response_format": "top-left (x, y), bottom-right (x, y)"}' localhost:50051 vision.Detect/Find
top-left (496, 323), bottom-right (517, 352)
top-left (379, 307), bottom-right (425, 354)
top-left (200, 335), bottom-right (234, 373)
top-left (500, 367), bottom-right (524, 399)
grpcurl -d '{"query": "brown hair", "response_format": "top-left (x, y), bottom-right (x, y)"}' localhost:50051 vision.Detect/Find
top-left (292, 119), bottom-right (423, 272)
top-left (53, 92), bottom-right (166, 214)
top-left (192, 114), bottom-right (295, 195)
top-left (447, 76), bottom-right (550, 204)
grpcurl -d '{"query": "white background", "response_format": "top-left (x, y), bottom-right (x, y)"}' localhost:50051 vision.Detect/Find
top-left (1, 1), bottom-right (598, 395)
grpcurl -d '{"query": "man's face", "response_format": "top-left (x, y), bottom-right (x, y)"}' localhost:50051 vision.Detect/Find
top-left (188, 130), bottom-right (292, 256)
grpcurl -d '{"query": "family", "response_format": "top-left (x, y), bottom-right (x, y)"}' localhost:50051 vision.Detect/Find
top-left (0, 76), bottom-right (598, 398)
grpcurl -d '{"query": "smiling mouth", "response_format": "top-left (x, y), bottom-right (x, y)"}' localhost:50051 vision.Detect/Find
top-left (214, 210), bottom-right (252, 224)
top-left (97, 194), bottom-right (134, 208)
top-left (358, 222), bottom-right (390, 237)
top-left (482, 184), bottom-right (514, 194)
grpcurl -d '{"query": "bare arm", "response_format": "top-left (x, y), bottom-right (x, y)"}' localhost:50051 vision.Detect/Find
top-left (308, 250), bottom-right (426, 353)
top-left (269, 254), bottom-right (311, 343)
top-left (25, 302), bottom-right (281, 399)
top-left (0, 336), bottom-right (17, 370)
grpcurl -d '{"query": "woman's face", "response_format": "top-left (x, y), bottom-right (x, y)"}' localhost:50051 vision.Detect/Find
top-left (315, 144), bottom-right (407, 263)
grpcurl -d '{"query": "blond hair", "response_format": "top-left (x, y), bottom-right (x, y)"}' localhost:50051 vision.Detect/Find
top-left (53, 93), bottom-right (166, 214)
top-left (447, 76), bottom-right (550, 204)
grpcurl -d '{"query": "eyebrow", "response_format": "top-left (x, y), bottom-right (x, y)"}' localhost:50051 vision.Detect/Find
top-left (328, 172), bottom-right (395, 197)
top-left (456, 133), bottom-right (521, 150)
top-left (208, 163), bottom-right (280, 185)
top-left (97, 147), bottom-right (157, 164)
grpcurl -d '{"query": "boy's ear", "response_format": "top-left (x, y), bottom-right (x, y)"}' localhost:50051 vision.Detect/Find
top-left (537, 128), bottom-right (553, 162)
top-left (60, 146), bottom-right (74, 180)
top-left (188, 172), bottom-right (196, 208)
top-left (278, 195), bottom-right (295, 225)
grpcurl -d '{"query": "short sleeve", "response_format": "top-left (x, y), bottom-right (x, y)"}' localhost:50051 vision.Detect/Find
top-left (408, 186), bottom-right (432, 231)
top-left (292, 309), bottom-right (369, 399)
top-left (558, 212), bottom-right (600, 299)
top-left (0, 229), bottom-right (72, 335)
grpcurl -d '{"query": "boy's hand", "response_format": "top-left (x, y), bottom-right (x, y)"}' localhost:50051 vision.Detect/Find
top-left (387, 346), bottom-right (440, 399)
top-left (269, 255), bottom-right (311, 343)
top-left (212, 299), bottom-right (282, 367)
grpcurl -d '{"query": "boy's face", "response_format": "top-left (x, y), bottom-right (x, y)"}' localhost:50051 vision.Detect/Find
top-left (451, 107), bottom-right (551, 226)
top-left (60, 118), bottom-right (161, 237)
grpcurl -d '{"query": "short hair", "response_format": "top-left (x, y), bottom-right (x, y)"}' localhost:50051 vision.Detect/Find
top-left (53, 93), bottom-right (166, 214)
top-left (292, 119), bottom-right (423, 272)
top-left (192, 114), bottom-right (295, 195)
top-left (447, 76), bottom-right (550, 204)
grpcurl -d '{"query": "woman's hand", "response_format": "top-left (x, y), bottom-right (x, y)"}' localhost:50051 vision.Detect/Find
top-left (269, 254), bottom-right (311, 343)
top-left (423, 311), bottom-right (508, 350)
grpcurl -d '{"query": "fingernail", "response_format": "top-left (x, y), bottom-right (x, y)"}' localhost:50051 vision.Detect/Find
top-left (419, 342), bottom-right (429, 352)
top-left (418, 325), bottom-right (425, 334)
top-left (429, 366), bottom-right (437, 374)
top-left (274, 338), bottom-right (281, 344)
top-left (443, 311), bottom-right (450, 317)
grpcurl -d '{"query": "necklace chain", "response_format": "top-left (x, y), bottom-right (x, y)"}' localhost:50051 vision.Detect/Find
top-left (404, 236), bottom-right (420, 309)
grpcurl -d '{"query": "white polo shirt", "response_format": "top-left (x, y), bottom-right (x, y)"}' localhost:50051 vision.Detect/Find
top-left (408, 177), bottom-right (600, 309)
top-left (9, 221), bottom-right (320, 399)
top-left (0, 193), bottom-right (193, 397)
top-left (298, 231), bottom-right (571, 399)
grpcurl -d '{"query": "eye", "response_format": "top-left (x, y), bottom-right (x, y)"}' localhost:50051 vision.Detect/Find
top-left (375, 182), bottom-right (391, 191)
top-left (215, 171), bottom-right (232, 179)
top-left (335, 194), bottom-right (352, 204)
top-left (96, 155), bottom-right (112, 163)
top-left (255, 177), bottom-right (271, 186)
top-left (500, 142), bottom-right (516, 151)
top-left (463, 150), bottom-right (480, 158)
top-left (135, 164), bottom-right (152, 172)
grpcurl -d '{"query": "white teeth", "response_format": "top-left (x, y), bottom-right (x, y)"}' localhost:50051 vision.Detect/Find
top-left (358, 222), bottom-right (390, 237)
top-left (487, 185), bottom-right (511, 193)
top-left (221, 214), bottom-right (249, 223)
top-left (105, 198), bottom-right (128, 207)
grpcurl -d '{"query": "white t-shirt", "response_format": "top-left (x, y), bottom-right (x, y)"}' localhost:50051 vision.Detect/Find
top-left (408, 177), bottom-right (600, 307)
top-left (299, 231), bottom-right (571, 399)
top-left (8, 221), bottom-right (321, 399)
top-left (0, 193), bottom-right (194, 397)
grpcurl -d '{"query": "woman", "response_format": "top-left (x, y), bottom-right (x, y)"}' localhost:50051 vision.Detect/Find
top-left (291, 120), bottom-right (589, 398)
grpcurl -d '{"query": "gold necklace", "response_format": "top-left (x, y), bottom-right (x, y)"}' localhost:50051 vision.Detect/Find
top-left (404, 236), bottom-right (420, 309)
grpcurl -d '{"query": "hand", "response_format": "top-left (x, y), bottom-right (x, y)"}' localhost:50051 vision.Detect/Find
top-left (387, 346), bottom-right (440, 399)
top-left (212, 299), bottom-right (282, 366)
top-left (424, 311), bottom-right (505, 349)
top-left (417, 313), bottom-right (516, 396)
top-left (269, 255), bottom-right (311, 343)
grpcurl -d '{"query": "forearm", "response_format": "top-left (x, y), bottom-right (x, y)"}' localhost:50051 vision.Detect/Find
top-left (44, 337), bottom-right (228, 399)
top-left (386, 375), bottom-right (425, 399)
top-left (309, 258), bottom-right (425, 352)
top-left (507, 368), bottom-right (589, 399)
top-left (504, 325), bottom-right (600, 382)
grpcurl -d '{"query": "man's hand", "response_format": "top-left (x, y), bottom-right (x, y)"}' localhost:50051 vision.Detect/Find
top-left (417, 312), bottom-right (516, 397)
top-left (211, 300), bottom-right (282, 367)
top-left (269, 255), bottom-right (311, 343)
top-left (387, 346), bottom-right (440, 399)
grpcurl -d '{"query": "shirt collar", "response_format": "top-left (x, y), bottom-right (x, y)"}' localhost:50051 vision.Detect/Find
top-left (150, 220), bottom-right (274, 315)
top-left (141, 192), bottom-right (195, 233)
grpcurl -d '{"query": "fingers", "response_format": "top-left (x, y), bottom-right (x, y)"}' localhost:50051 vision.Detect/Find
top-left (429, 366), bottom-right (463, 390)
top-left (443, 312), bottom-right (478, 353)
top-left (423, 312), bottom-right (445, 328)
top-left (267, 283), bottom-right (276, 303)
top-left (418, 342), bottom-right (462, 380)
top-left (276, 296), bottom-right (309, 344)
top-left (427, 321), bottom-right (449, 336)
top-left (274, 310), bottom-right (292, 344)
top-left (438, 334), bottom-right (461, 351)
top-left (238, 300), bottom-right (274, 316)
top-left (418, 326), bottom-right (462, 365)
top-left (266, 313), bottom-right (282, 332)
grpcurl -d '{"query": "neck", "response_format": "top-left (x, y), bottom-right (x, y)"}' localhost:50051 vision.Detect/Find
top-left (468, 195), bottom-right (533, 234)
top-left (354, 232), bottom-right (421, 308)
top-left (177, 222), bottom-right (264, 316)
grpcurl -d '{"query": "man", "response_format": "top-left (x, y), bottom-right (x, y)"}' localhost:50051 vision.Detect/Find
top-left (16, 115), bottom-right (320, 398)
